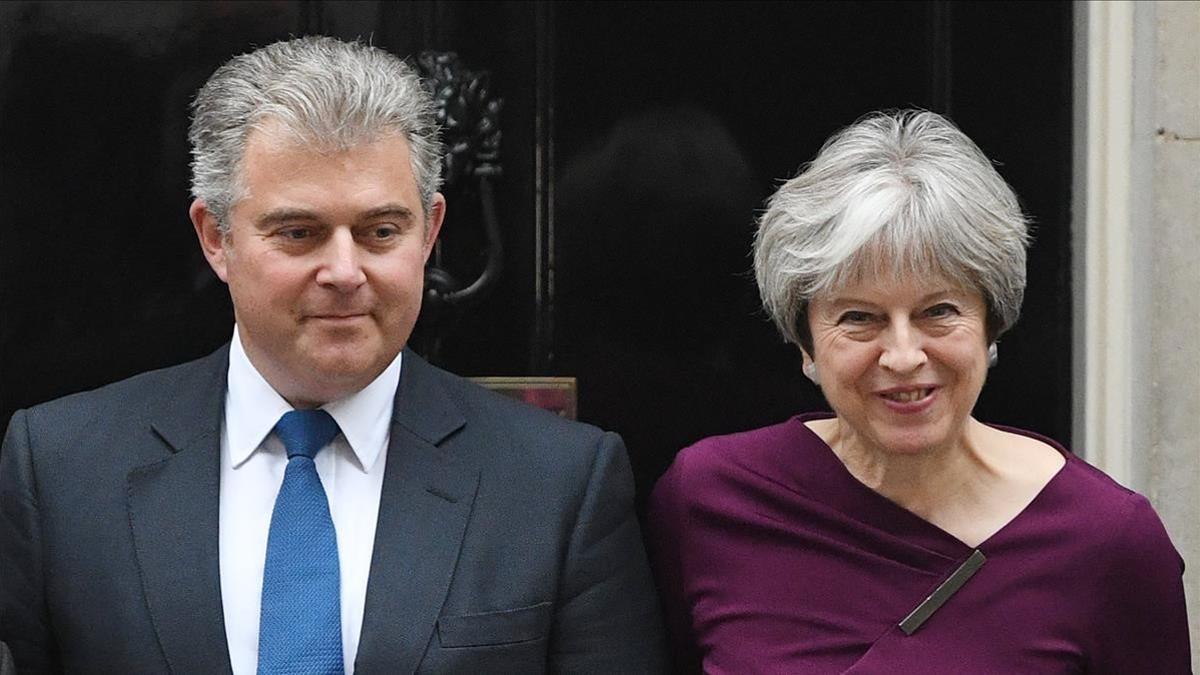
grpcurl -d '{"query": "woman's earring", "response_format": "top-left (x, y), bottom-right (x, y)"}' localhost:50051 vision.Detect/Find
top-left (987, 343), bottom-right (998, 368)
top-left (803, 361), bottom-right (821, 385)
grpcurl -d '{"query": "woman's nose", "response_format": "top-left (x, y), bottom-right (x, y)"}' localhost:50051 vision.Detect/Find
top-left (878, 321), bottom-right (928, 373)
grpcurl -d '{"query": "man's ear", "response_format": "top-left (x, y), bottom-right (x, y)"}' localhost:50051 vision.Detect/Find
top-left (421, 192), bottom-right (447, 261)
top-left (190, 199), bottom-right (230, 283)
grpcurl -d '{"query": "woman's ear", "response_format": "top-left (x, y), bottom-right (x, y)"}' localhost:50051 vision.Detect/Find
top-left (801, 350), bottom-right (820, 386)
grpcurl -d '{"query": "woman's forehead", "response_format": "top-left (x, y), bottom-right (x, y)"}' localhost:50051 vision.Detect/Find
top-left (814, 271), bottom-right (980, 306)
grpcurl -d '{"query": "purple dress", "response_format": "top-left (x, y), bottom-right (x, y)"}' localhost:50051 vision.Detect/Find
top-left (647, 413), bottom-right (1191, 674)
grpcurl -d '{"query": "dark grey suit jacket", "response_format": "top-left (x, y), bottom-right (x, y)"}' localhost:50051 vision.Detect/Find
top-left (0, 346), bottom-right (665, 673)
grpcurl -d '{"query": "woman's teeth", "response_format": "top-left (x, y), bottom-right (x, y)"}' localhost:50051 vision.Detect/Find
top-left (884, 389), bottom-right (932, 403)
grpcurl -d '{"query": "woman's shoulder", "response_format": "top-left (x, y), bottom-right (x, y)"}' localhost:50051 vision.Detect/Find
top-left (983, 427), bottom-right (1188, 667)
top-left (984, 423), bottom-right (1180, 554)
top-left (1067, 469), bottom-right (1181, 572)
top-left (1053, 448), bottom-right (1148, 518)
top-left (1058, 467), bottom-right (1178, 561)
top-left (1063, 470), bottom-right (1189, 666)
top-left (647, 416), bottom-right (817, 541)
top-left (988, 423), bottom-right (1135, 505)
top-left (666, 415), bottom-right (820, 478)
top-left (1012, 431), bottom-right (1183, 564)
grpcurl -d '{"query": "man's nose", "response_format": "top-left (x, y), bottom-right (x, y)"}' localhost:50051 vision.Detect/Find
top-left (878, 320), bottom-right (928, 374)
top-left (315, 229), bottom-right (367, 290)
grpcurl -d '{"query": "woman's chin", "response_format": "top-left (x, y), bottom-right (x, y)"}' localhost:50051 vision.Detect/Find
top-left (867, 423), bottom-right (958, 456)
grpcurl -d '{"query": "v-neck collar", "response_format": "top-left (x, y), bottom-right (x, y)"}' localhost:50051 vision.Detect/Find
top-left (786, 413), bottom-right (1072, 559)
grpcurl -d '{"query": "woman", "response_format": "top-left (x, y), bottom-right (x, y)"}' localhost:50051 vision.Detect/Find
top-left (647, 110), bottom-right (1190, 673)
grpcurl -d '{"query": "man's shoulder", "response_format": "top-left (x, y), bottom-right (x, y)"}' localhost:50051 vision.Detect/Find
top-left (18, 346), bottom-right (228, 433)
top-left (414, 356), bottom-right (603, 443)
top-left (403, 355), bottom-right (615, 480)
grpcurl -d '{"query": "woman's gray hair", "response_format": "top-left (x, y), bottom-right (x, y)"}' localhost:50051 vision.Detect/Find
top-left (189, 36), bottom-right (442, 230)
top-left (754, 109), bottom-right (1030, 354)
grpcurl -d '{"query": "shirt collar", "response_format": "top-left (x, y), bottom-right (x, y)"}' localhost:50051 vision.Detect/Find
top-left (224, 325), bottom-right (402, 472)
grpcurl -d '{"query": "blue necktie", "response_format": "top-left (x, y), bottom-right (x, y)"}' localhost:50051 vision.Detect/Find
top-left (258, 409), bottom-right (344, 675)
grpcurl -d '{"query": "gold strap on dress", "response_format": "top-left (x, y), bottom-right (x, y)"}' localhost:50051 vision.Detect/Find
top-left (899, 549), bottom-right (987, 635)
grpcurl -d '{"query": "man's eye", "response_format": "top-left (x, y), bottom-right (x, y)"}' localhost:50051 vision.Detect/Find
top-left (372, 225), bottom-right (399, 239)
top-left (279, 228), bottom-right (311, 240)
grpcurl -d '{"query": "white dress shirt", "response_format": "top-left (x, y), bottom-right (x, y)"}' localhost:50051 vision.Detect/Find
top-left (219, 326), bottom-right (398, 675)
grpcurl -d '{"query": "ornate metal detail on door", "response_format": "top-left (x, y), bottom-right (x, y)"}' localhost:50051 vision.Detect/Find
top-left (418, 51), bottom-right (504, 307)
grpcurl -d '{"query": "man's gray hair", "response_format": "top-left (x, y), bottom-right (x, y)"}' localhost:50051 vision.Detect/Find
top-left (189, 36), bottom-right (442, 230)
top-left (754, 109), bottom-right (1030, 354)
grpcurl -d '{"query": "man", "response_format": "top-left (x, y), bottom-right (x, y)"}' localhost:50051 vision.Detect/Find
top-left (0, 36), bottom-right (665, 673)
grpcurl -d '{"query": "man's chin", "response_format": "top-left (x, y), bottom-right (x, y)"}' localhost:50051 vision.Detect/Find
top-left (285, 372), bottom-right (371, 408)
top-left (291, 354), bottom-right (392, 402)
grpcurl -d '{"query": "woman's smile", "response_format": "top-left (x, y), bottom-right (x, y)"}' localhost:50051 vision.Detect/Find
top-left (878, 386), bottom-right (937, 410)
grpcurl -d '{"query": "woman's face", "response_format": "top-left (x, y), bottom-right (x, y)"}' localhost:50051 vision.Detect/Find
top-left (806, 272), bottom-right (990, 456)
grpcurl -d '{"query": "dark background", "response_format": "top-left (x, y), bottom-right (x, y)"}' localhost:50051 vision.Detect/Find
top-left (0, 1), bottom-right (1074, 511)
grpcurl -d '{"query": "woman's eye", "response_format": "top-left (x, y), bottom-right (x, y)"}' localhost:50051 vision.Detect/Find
top-left (925, 303), bottom-right (959, 318)
top-left (838, 311), bottom-right (874, 324)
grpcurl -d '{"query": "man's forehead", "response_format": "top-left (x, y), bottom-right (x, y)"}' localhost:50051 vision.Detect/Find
top-left (226, 123), bottom-right (427, 226)
top-left (242, 116), bottom-right (411, 159)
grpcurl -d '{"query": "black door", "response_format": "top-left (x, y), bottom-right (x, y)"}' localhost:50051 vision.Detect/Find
top-left (0, 1), bottom-right (1074, 508)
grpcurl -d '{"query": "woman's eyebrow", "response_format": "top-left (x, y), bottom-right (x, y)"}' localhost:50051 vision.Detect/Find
top-left (823, 288), bottom-right (962, 308)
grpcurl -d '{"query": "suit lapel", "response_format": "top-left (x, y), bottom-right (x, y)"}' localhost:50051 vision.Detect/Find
top-left (355, 350), bottom-right (478, 675)
top-left (127, 346), bottom-right (233, 674)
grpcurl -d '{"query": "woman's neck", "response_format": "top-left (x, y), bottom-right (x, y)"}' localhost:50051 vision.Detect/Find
top-left (807, 416), bottom-right (1066, 547)
top-left (825, 417), bottom-right (990, 517)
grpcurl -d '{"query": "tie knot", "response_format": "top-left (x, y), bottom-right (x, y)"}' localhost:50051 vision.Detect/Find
top-left (274, 409), bottom-right (341, 460)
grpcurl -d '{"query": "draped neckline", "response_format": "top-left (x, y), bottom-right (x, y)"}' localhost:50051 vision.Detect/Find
top-left (783, 412), bottom-right (1073, 559)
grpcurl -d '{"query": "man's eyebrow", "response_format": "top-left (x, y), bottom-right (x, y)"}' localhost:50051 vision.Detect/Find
top-left (255, 209), bottom-right (322, 228)
top-left (253, 205), bottom-right (418, 228)
top-left (358, 205), bottom-right (417, 222)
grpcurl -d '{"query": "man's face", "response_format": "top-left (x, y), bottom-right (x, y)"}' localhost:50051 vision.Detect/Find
top-left (191, 122), bottom-right (444, 407)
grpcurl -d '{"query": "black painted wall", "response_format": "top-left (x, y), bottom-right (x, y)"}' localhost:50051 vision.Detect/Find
top-left (0, 1), bottom-right (1074, 508)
